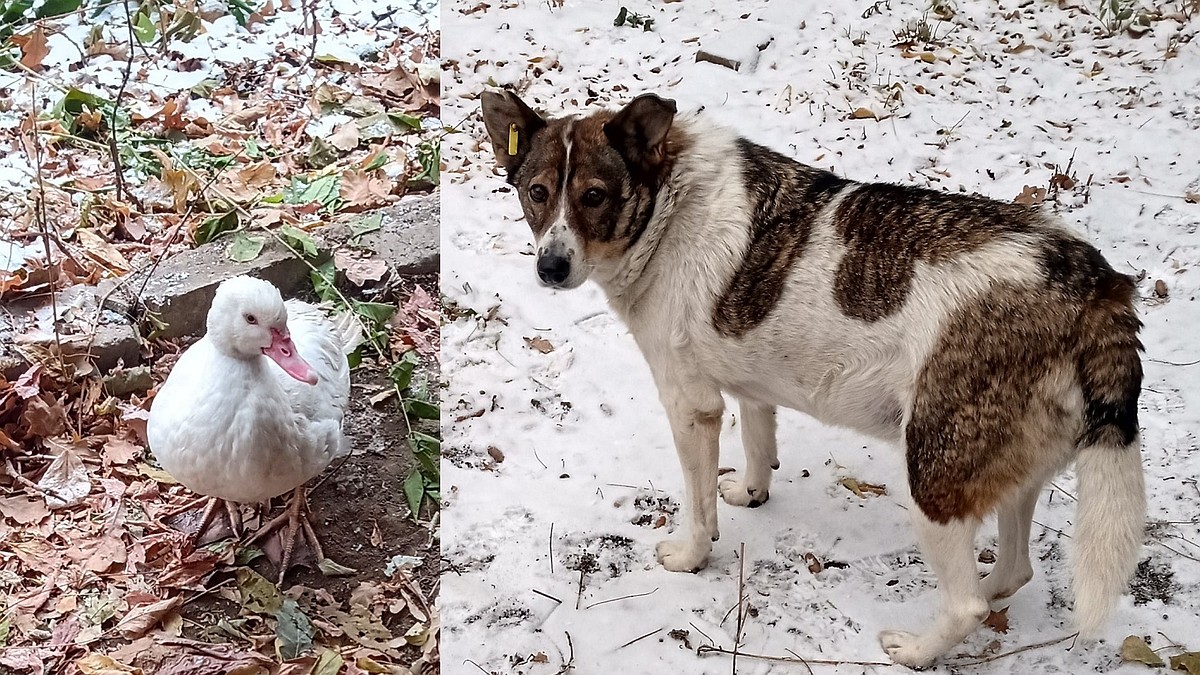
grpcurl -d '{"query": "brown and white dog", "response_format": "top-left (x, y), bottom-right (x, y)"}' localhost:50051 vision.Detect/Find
top-left (480, 90), bottom-right (1146, 667)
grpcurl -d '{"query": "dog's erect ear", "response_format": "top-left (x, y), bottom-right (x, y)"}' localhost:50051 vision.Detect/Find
top-left (480, 90), bottom-right (546, 174)
top-left (603, 94), bottom-right (677, 179)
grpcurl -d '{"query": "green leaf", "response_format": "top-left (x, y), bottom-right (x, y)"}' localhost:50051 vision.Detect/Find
top-left (354, 301), bottom-right (395, 327)
top-left (279, 224), bottom-right (319, 258)
top-left (312, 649), bottom-right (345, 675)
top-left (310, 260), bottom-right (338, 303)
top-left (404, 398), bottom-right (439, 421)
top-left (234, 546), bottom-right (264, 565)
top-left (274, 598), bottom-right (314, 661)
top-left (35, 0), bottom-right (81, 18)
top-left (226, 231), bottom-right (265, 262)
top-left (361, 153), bottom-right (389, 172)
top-left (236, 568), bottom-right (282, 615)
top-left (403, 468), bottom-right (425, 517)
top-left (190, 79), bottom-right (219, 98)
top-left (389, 355), bottom-right (415, 391)
top-left (349, 212), bottom-right (383, 243)
top-left (411, 431), bottom-right (440, 455)
top-left (133, 10), bottom-right (156, 43)
top-left (194, 211), bottom-right (238, 245)
top-left (387, 111), bottom-right (422, 130)
top-left (317, 557), bottom-right (357, 576)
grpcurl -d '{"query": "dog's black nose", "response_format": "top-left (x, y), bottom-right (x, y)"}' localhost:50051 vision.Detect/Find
top-left (537, 254), bottom-right (571, 286)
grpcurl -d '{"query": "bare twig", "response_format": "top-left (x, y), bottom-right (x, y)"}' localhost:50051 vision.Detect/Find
top-left (585, 587), bottom-right (658, 610)
top-left (696, 645), bottom-right (894, 667)
top-left (549, 522), bottom-right (554, 574)
top-left (946, 632), bottom-right (1077, 666)
top-left (554, 632), bottom-right (575, 674)
top-left (734, 541), bottom-right (746, 674)
top-left (27, 87), bottom-right (67, 376)
top-left (532, 588), bottom-right (562, 604)
top-left (109, 0), bottom-right (139, 204)
top-left (575, 567), bottom-right (585, 610)
top-left (617, 627), bottom-right (662, 650)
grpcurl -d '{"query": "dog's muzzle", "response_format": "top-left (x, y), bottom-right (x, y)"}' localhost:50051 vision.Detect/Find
top-left (536, 252), bottom-right (572, 287)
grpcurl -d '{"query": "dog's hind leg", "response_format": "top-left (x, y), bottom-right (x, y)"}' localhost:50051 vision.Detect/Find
top-left (980, 480), bottom-right (1041, 601)
top-left (719, 400), bottom-right (776, 508)
top-left (655, 385), bottom-right (724, 572)
top-left (879, 511), bottom-right (989, 668)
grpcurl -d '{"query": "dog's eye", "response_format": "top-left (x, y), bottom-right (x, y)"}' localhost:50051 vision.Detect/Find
top-left (245, 314), bottom-right (257, 325)
top-left (582, 188), bottom-right (606, 207)
top-left (529, 184), bottom-right (549, 203)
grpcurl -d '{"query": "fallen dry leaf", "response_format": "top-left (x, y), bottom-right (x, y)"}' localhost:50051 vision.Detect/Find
top-left (75, 653), bottom-right (139, 675)
top-left (524, 336), bottom-right (554, 354)
top-left (983, 607), bottom-right (1010, 634)
top-left (333, 248), bottom-right (389, 286)
top-left (839, 477), bottom-right (887, 498)
top-left (804, 552), bottom-right (823, 574)
top-left (76, 229), bottom-right (131, 273)
top-left (16, 26), bottom-right (50, 70)
top-left (1014, 185), bottom-right (1047, 205)
top-left (116, 597), bottom-right (183, 639)
top-left (37, 448), bottom-right (91, 509)
top-left (1154, 279), bottom-right (1168, 298)
top-left (1120, 635), bottom-right (1164, 666)
top-left (0, 496), bottom-right (51, 525)
top-left (1172, 653), bottom-right (1200, 675)
top-left (103, 437), bottom-right (143, 466)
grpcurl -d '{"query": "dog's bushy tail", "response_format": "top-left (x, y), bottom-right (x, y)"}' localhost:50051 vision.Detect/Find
top-left (1071, 271), bottom-right (1145, 638)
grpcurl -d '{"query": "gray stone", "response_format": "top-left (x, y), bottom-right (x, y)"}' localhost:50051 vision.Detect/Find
top-left (319, 193), bottom-right (439, 276)
top-left (127, 237), bottom-right (315, 340)
top-left (1, 284), bottom-right (141, 378)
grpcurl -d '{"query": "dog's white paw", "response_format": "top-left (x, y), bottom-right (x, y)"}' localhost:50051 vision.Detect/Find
top-left (718, 476), bottom-right (769, 508)
top-left (655, 538), bottom-right (710, 572)
top-left (879, 630), bottom-right (937, 669)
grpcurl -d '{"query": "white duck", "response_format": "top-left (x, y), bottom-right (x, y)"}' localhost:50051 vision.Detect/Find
top-left (149, 275), bottom-right (355, 582)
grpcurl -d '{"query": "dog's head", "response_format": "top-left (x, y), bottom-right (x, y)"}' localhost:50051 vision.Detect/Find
top-left (480, 91), bottom-right (678, 289)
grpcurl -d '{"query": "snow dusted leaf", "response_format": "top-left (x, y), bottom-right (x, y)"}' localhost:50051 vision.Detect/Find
top-left (274, 598), bottom-right (315, 661)
top-left (839, 477), bottom-right (886, 498)
top-left (38, 448), bottom-right (90, 509)
top-left (1120, 635), bottom-right (1164, 666)
top-left (116, 597), bottom-right (182, 639)
top-left (850, 107), bottom-right (877, 119)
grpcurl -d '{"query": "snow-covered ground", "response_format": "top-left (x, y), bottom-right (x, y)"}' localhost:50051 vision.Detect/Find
top-left (439, 1), bottom-right (1200, 672)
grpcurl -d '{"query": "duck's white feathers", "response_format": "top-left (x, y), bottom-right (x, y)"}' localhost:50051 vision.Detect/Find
top-left (148, 297), bottom-right (352, 505)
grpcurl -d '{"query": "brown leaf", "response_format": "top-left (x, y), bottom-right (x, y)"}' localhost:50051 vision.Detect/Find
top-left (103, 437), bottom-right (143, 466)
top-left (329, 122), bottom-right (361, 151)
top-left (804, 552), bottom-right (823, 574)
top-left (75, 654), bottom-right (139, 675)
top-left (1171, 652), bottom-right (1200, 674)
top-left (76, 228), bottom-right (131, 273)
top-left (1120, 635), bottom-right (1165, 666)
top-left (839, 477), bottom-right (887, 498)
top-left (86, 534), bottom-right (128, 573)
top-left (22, 394), bottom-right (68, 437)
top-left (339, 170), bottom-right (393, 210)
top-left (0, 495), bottom-right (50, 525)
top-left (524, 336), bottom-right (554, 354)
top-left (116, 597), bottom-right (183, 639)
top-left (983, 607), bottom-right (1010, 634)
top-left (1154, 279), bottom-right (1168, 298)
top-left (487, 446), bottom-right (505, 463)
top-left (850, 107), bottom-right (877, 120)
top-left (17, 26), bottom-right (50, 70)
top-left (1185, 192), bottom-right (1199, 204)
top-left (333, 249), bottom-right (388, 286)
top-left (1014, 185), bottom-right (1047, 205)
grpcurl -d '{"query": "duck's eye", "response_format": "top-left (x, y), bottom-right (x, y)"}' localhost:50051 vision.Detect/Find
top-left (245, 314), bottom-right (257, 325)
top-left (582, 188), bottom-right (606, 207)
top-left (529, 184), bottom-right (549, 203)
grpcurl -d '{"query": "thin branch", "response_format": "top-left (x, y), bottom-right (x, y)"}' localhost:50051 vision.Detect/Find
top-left (696, 645), bottom-right (894, 667)
top-left (584, 587), bottom-right (658, 610)
top-left (946, 632), bottom-right (1077, 666)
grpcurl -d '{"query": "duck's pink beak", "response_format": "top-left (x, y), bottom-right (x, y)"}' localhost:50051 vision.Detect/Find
top-left (263, 329), bottom-right (318, 385)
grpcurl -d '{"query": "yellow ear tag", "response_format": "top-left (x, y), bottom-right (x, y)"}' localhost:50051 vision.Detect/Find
top-left (507, 123), bottom-right (518, 156)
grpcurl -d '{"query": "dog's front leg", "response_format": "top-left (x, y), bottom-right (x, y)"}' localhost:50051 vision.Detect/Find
top-left (654, 387), bottom-right (723, 573)
top-left (719, 400), bottom-right (777, 508)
